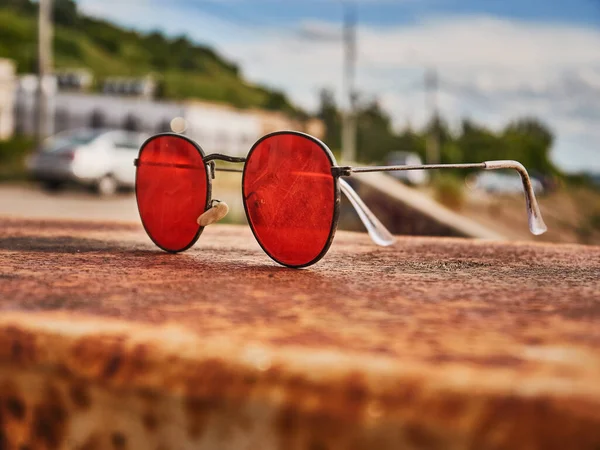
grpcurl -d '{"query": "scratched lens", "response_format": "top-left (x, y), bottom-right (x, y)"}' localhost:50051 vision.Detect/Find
top-left (136, 135), bottom-right (209, 252)
top-left (243, 133), bottom-right (336, 267)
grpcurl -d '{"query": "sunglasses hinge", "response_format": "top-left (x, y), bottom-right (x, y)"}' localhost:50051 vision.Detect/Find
top-left (332, 166), bottom-right (352, 177)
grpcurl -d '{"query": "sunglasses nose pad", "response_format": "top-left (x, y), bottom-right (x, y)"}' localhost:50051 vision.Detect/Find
top-left (197, 199), bottom-right (229, 226)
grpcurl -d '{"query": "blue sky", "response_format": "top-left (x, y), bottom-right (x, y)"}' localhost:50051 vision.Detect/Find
top-left (170, 0), bottom-right (600, 27)
top-left (77, 0), bottom-right (600, 172)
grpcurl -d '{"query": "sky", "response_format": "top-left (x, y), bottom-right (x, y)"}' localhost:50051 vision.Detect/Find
top-left (76, 0), bottom-right (600, 173)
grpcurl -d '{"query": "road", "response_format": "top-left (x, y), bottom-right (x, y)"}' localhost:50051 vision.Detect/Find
top-left (0, 179), bottom-right (247, 224)
top-left (1, 176), bottom-right (591, 246)
top-left (0, 184), bottom-right (139, 222)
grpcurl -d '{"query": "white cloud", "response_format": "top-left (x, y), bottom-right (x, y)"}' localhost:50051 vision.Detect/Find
top-left (77, 0), bottom-right (600, 171)
top-left (220, 15), bottom-right (600, 171)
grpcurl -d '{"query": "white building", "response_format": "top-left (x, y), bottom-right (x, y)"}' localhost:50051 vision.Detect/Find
top-left (0, 59), bottom-right (16, 140)
top-left (14, 74), bottom-right (324, 156)
top-left (184, 101), bottom-right (262, 156)
top-left (14, 74), bottom-right (57, 137)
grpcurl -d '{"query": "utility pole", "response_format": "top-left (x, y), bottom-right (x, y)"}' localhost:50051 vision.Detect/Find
top-left (341, 1), bottom-right (357, 164)
top-left (37, 0), bottom-right (53, 146)
top-left (424, 67), bottom-right (440, 164)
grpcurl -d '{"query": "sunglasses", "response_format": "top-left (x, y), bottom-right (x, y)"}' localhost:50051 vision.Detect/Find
top-left (134, 131), bottom-right (547, 268)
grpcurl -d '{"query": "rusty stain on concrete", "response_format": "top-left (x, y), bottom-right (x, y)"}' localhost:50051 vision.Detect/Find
top-left (0, 217), bottom-right (599, 449)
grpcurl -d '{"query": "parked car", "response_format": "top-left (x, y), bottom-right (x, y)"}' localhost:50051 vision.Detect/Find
top-left (466, 171), bottom-right (544, 195)
top-left (27, 128), bottom-right (148, 195)
top-left (384, 151), bottom-right (429, 186)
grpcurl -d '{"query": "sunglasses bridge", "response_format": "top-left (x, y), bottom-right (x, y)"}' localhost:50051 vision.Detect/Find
top-left (203, 154), bottom-right (247, 179)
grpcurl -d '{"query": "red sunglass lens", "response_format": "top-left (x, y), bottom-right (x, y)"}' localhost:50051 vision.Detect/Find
top-left (136, 135), bottom-right (209, 252)
top-left (243, 133), bottom-right (336, 267)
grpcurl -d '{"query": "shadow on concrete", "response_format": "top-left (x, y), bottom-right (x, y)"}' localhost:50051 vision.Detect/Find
top-left (0, 235), bottom-right (325, 279)
top-left (0, 236), bottom-right (133, 253)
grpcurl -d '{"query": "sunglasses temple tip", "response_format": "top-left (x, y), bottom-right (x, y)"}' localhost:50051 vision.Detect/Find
top-left (484, 160), bottom-right (548, 236)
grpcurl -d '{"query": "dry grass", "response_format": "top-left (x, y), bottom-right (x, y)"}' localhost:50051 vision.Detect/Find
top-left (460, 185), bottom-right (600, 245)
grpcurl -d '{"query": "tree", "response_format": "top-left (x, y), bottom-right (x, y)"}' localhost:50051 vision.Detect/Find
top-left (457, 118), bottom-right (502, 163)
top-left (355, 97), bottom-right (397, 163)
top-left (313, 86), bottom-right (562, 176)
top-left (264, 91), bottom-right (288, 111)
top-left (395, 126), bottom-right (426, 161)
top-left (2, 0), bottom-right (36, 14)
top-left (427, 114), bottom-right (452, 148)
top-left (502, 118), bottom-right (557, 175)
top-left (53, 0), bottom-right (78, 27)
top-left (505, 117), bottom-right (553, 149)
top-left (317, 89), bottom-right (342, 152)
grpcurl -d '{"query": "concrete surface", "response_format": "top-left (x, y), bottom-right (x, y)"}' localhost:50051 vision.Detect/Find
top-left (0, 218), bottom-right (599, 449)
top-left (351, 172), bottom-right (504, 239)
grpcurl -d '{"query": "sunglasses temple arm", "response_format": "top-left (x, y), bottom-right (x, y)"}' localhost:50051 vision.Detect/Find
top-left (212, 166), bottom-right (395, 245)
top-left (339, 178), bottom-right (396, 246)
top-left (348, 160), bottom-right (547, 235)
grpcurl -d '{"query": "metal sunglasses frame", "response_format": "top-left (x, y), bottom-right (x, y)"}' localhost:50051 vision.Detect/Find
top-left (134, 130), bottom-right (547, 268)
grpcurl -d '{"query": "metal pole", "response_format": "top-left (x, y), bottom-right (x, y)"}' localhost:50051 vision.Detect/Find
top-left (341, 1), bottom-right (357, 163)
top-left (424, 68), bottom-right (440, 164)
top-left (37, 0), bottom-right (53, 146)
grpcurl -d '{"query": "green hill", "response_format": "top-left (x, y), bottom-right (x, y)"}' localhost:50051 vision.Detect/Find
top-left (0, 0), bottom-right (303, 115)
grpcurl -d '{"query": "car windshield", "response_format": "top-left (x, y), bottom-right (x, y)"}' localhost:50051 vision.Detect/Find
top-left (42, 129), bottom-right (104, 152)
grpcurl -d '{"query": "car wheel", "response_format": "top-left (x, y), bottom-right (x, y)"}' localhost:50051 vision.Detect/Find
top-left (42, 180), bottom-right (64, 192)
top-left (95, 175), bottom-right (118, 196)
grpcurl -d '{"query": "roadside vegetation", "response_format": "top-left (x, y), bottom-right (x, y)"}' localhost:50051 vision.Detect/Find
top-left (432, 175), bottom-right (465, 210)
top-left (0, 135), bottom-right (34, 181)
top-left (317, 88), bottom-right (557, 176)
top-left (0, 0), bottom-right (303, 116)
top-left (317, 89), bottom-right (600, 244)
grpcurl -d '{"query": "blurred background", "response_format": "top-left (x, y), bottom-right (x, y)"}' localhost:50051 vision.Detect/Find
top-left (0, 0), bottom-right (598, 244)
